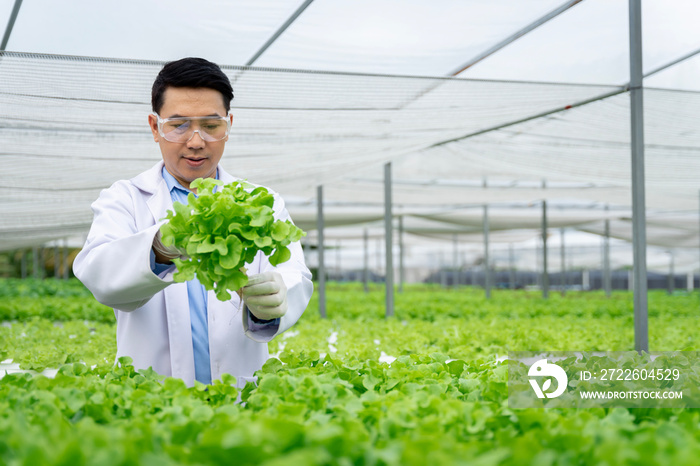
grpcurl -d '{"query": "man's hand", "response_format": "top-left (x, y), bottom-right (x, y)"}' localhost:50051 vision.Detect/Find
top-left (241, 271), bottom-right (288, 321)
top-left (152, 229), bottom-right (187, 264)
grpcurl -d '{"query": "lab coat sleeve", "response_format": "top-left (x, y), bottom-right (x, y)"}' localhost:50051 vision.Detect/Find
top-left (243, 193), bottom-right (313, 342)
top-left (74, 182), bottom-right (175, 311)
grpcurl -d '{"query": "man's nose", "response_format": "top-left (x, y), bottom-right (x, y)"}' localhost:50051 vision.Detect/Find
top-left (186, 130), bottom-right (206, 147)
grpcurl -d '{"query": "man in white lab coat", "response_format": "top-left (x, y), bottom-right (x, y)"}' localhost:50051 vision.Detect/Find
top-left (74, 58), bottom-right (313, 387)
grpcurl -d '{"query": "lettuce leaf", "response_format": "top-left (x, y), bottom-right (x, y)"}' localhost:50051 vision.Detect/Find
top-left (159, 178), bottom-right (305, 301)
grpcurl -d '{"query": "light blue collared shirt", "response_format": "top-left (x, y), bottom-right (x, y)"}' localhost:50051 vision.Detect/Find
top-left (153, 167), bottom-right (212, 384)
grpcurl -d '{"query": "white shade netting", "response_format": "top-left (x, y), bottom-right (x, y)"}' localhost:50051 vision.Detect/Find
top-left (1, 51), bottom-right (699, 274)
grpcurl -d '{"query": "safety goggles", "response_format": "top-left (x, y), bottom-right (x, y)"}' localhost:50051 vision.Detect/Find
top-left (154, 114), bottom-right (231, 143)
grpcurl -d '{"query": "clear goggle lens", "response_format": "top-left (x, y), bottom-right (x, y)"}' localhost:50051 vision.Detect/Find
top-left (156, 115), bottom-right (230, 143)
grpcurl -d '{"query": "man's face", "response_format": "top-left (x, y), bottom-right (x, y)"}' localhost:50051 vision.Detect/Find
top-left (148, 87), bottom-right (232, 191)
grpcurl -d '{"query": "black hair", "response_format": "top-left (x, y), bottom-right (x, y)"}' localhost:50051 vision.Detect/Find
top-left (151, 57), bottom-right (234, 114)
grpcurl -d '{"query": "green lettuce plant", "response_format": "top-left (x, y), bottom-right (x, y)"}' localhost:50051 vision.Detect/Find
top-left (159, 178), bottom-right (305, 301)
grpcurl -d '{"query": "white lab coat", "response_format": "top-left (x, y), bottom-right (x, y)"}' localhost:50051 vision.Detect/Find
top-left (74, 161), bottom-right (313, 387)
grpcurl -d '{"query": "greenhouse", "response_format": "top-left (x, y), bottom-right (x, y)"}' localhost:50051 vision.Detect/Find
top-left (2, 0), bottom-right (700, 464)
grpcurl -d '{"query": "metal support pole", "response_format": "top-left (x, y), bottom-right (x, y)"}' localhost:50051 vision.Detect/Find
top-left (32, 246), bottom-right (39, 279)
top-left (629, 0), bottom-right (648, 353)
top-left (62, 238), bottom-right (69, 280)
top-left (535, 242), bottom-right (541, 288)
top-left (384, 163), bottom-right (394, 317)
top-left (604, 212), bottom-right (610, 295)
top-left (363, 228), bottom-right (369, 293)
top-left (560, 228), bottom-right (566, 296)
top-left (54, 246), bottom-right (60, 279)
top-left (440, 252), bottom-right (447, 288)
top-left (20, 249), bottom-right (27, 279)
top-left (667, 251), bottom-right (675, 295)
top-left (628, 269), bottom-right (634, 291)
top-left (302, 235), bottom-right (311, 280)
top-left (39, 247), bottom-right (45, 279)
top-left (541, 200), bottom-right (549, 298)
top-left (687, 271), bottom-right (694, 292)
top-left (336, 240), bottom-right (341, 278)
top-left (509, 243), bottom-right (515, 290)
top-left (316, 186), bottom-right (326, 318)
top-left (399, 216), bottom-right (404, 292)
top-left (453, 234), bottom-right (459, 288)
top-left (583, 269), bottom-right (590, 290)
top-left (483, 205), bottom-right (491, 299)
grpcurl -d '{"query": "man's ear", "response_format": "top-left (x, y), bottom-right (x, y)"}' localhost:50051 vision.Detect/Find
top-left (148, 114), bottom-right (160, 142)
top-left (225, 113), bottom-right (233, 142)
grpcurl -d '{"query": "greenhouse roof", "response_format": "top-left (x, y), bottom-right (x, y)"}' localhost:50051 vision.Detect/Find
top-left (1, 0), bottom-right (699, 267)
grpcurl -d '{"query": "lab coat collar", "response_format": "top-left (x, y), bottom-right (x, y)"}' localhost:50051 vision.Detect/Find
top-left (131, 161), bottom-right (238, 194)
top-left (131, 161), bottom-right (166, 195)
top-left (132, 161), bottom-right (239, 225)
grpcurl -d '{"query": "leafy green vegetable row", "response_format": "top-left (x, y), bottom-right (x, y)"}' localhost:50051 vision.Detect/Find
top-left (0, 296), bottom-right (114, 323)
top-left (0, 318), bottom-right (115, 371)
top-left (3, 354), bottom-right (700, 465)
top-left (0, 278), bottom-right (94, 298)
top-left (307, 283), bottom-right (700, 321)
top-left (2, 279), bottom-right (699, 465)
top-left (2, 279), bottom-right (698, 324)
top-left (3, 304), bottom-right (697, 374)
top-left (2, 287), bottom-right (698, 372)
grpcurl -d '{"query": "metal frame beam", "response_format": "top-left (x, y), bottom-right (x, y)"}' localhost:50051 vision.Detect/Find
top-left (449, 0), bottom-right (584, 76)
top-left (398, 0), bottom-right (583, 109)
top-left (246, 0), bottom-right (315, 66)
top-left (1, 0), bottom-right (23, 51)
top-left (430, 87), bottom-right (626, 149)
top-left (424, 8), bottom-right (700, 155)
top-left (643, 46), bottom-right (700, 79)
